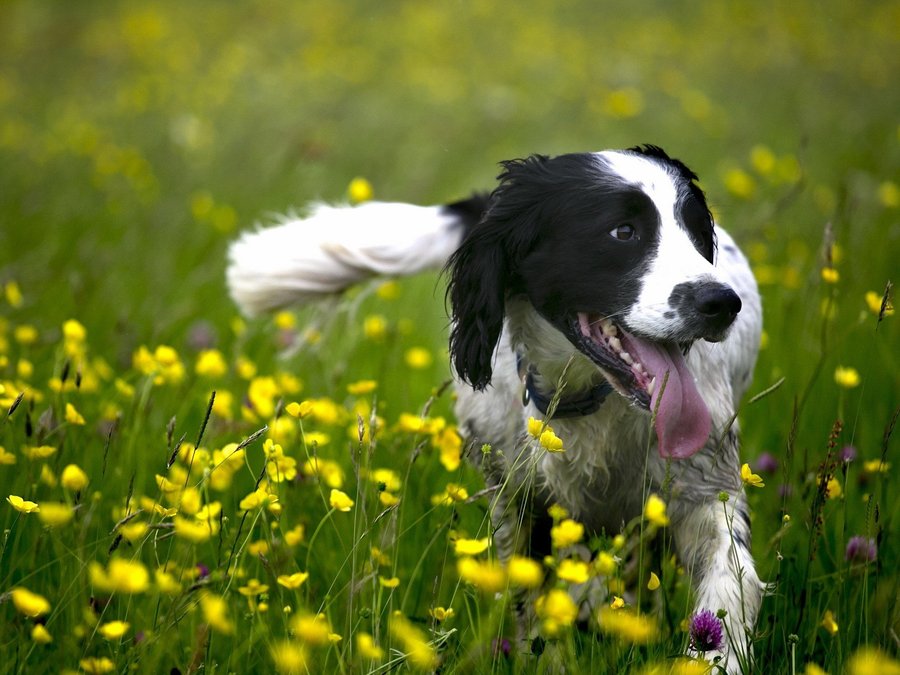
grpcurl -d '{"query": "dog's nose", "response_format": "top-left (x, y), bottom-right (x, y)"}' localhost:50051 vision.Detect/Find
top-left (668, 281), bottom-right (742, 341)
top-left (695, 284), bottom-right (742, 322)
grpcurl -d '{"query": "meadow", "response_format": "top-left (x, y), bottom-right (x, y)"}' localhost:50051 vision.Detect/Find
top-left (0, 1), bottom-right (898, 673)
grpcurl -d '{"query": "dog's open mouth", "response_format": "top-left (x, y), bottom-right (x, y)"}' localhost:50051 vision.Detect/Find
top-left (571, 312), bottom-right (711, 459)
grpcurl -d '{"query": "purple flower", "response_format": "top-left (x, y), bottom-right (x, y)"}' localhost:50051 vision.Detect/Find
top-left (689, 609), bottom-right (725, 652)
top-left (839, 445), bottom-right (857, 463)
top-left (845, 536), bottom-right (877, 563)
top-left (491, 637), bottom-right (512, 658)
top-left (754, 452), bottom-right (779, 473)
top-left (196, 563), bottom-right (210, 579)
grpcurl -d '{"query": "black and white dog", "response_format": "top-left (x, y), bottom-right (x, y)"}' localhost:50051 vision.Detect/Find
top-left (227, 145), bottom-right (763, 671)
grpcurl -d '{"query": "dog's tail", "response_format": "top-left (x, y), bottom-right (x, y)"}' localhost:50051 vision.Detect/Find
top-left (226, 197), bottom-right (486, 316)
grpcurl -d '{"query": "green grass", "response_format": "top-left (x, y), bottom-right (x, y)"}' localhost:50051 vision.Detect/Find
top-left (0, 1), bottom-right (898, 673)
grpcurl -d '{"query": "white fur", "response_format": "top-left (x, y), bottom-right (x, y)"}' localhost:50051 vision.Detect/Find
top-left (227, 202), bottom-right (462, 316)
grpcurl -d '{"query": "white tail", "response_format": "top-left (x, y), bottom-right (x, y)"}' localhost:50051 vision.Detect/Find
top-left (226, 202), bottom-right (465, 316)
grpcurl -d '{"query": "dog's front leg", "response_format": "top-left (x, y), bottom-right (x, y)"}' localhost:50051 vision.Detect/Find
top-left (670, 491), bottom-right (762, 674)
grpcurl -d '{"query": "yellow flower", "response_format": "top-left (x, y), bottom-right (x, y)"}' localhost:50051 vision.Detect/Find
top-left (11, 587), bottom-right (51, 616)
top-left (865, 290), bottom-right (895, 317)
top-left (834, 366), bottom-right (860, 389)
top-left (356, 631), bottom-right (385, 660)
top-left (62, 318), bottom-right (87, 343)
top-left (174, 516), bottom-right (217, 543)
top-left (863, 460), bottom-right (890, 474)
top-left (821, 609), bottom-right (839, 636)
top-left (238, 579), bottom-right (270, 597)
top-left (65, 402), bottom-right (86, 425)
top-left (804, 663), bottom-right (828, 675)
top-left (557, 559), bottom-right (590, 584)
top-left (274, 310), bottom-right (297, 330)
top-left (363, 314), bottom-right (388, 340)
top-left (329, 488), bottom-right (354, 512)
top-left (825, 476), bottom-right (842, 500)
top-left (547, 503), bottom-right (569, 521)
top-left (61, 463), bottom-right (89, 491)
top-left (270, 640), bottom-right (308, 674)
top-left (404, 347), bottom-right (433, 369)
top-left (155, 569), bottom-right (182, 595)
top-left (379, 576), bottom-right (400, 588)
top-left (535, 589), bottom-right (578, 636)
top-left (741, 463), bottom-right (765, 488)
top-left (434, 426), bottom-right (463, 471)
top-left (79, 657), bottom-right (116, 674)
top-left (22, 444), bottom-right (57, 460)
top-left (31, 623), bottom-right (52, 644)
top-left (292, 613), bottom-right (333, 645)
top-left (348, 177), bottom-right (374, 203)
top-left (5, 280), bottom-right (23, 307)
top-left (527, 416), bottom-right (544, 438)
top-left (277, 572), bottom-right (310, 589)
top-left (0, 446), bottom-right (16, 464)
top-left (647, 572), bottom-right (661, 591)
top-left (723, 167), bottom-right (756, 200)
top-left (347, 379), bottom-right (377, 395)
top-left (284, 524), bottom-right (305, 547)
top-left (847, 646), bottom-right (900, 675)
top-left (597, 607), bottom-right (658, 643)
top-left (610, 595), bottom-right (626, 609)
top-left (195, 349), bottom-right (228, 378)
top-left (389, 613), bottom-right (437, 669)
top-left (539, 428), bottom-right (565, 452)
top-left (454, 537), bottom-right (490, 556)
top-left (429, 606), bottom-right (455, 622)
top-left (90, 558), bottom-right (150, 594)
top-left (507, 555), bottom-right (544, 588)
top-left (551, 519), bottom-right (584, 548)
top-left (821, 267), bottom-right (840, 284)
top-left (644, 493), bottom-right (670, 526)
top-left (302, 457), bottom-right (344, 488)
top-left (37, 501), bottom-right (74, 527)
top-left (594, 551), bottom-right (618, 576)
top-left (98, 620), bottom-right (130, 640)
top-left (376, 280), bottom-right (400, 300)
top-left (457, 556), bottom-right (507, 593)
top-left (7, 494), bottom-right (40, 514)
top-left (201, 593), bottom-right (234, 634)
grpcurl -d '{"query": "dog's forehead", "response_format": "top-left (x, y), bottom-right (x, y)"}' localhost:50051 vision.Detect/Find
top-left (595, 150), bottom-right (681, 214)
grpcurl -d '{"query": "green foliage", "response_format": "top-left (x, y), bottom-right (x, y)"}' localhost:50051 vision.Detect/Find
top-left (0, 1), bottom-right (898, 673)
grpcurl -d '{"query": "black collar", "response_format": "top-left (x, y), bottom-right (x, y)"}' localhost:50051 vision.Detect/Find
top-left (520, 359), bottom-right (614, 418)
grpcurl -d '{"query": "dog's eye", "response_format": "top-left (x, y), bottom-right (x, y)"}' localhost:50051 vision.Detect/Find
top-left (609, 224), bottom-right (637, 241)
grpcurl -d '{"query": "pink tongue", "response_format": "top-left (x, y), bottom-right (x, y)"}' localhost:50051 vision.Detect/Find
top-left (622, 337), bottom-right (711, 459)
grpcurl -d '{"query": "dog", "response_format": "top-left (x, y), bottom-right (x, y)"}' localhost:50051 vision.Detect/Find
top-left (227, 145), bottom-right (763, 672)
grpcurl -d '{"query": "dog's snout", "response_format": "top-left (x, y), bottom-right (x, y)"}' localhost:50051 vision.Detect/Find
top-left (695, 284), bottom-right (742, 321)
top-left (668, 281), bottom-right (742, 341)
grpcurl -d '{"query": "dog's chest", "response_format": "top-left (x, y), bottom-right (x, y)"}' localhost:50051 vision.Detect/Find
top-left (533, 400), bottom-right (652, 531)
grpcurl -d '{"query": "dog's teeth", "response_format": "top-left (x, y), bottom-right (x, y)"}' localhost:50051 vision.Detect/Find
top-left (609, 337), bottom-right (622, 352)
top-left (633, 363), bottom-right (644, 374)
top-left (620, 352), bottom-right (633, 365)
top-left (600, 319), bottom-right (617, 336)
top-left (647, 377), bottom-right (656, 397)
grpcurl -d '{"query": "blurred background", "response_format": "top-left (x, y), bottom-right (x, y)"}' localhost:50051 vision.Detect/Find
top-left (0, 2), bottom-right (898, 667)
top-left (0, 0), bottom-right (898, 414)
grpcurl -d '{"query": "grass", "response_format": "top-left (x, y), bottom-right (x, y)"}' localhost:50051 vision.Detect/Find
top-left (0, 1), bottom-right (898, 673)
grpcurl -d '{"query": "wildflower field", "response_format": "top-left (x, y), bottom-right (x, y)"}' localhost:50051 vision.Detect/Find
top-left (1, 1), bottom-right (898, 673)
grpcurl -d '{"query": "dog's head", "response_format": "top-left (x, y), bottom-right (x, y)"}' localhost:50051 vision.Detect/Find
top-left (447, 145), bottom-right (741, 457)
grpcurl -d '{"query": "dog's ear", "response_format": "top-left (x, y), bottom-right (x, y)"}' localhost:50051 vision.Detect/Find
top-left (446, 156), bottom-right (549, 389)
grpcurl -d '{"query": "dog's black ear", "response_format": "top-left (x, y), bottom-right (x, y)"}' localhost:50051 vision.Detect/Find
top-left (446, 227), bottom-right (509, 390)
top-left (445, 156), bottom-right (549, 390)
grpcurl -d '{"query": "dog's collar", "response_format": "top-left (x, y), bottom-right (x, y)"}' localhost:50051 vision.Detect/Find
top-left (518, 356), bottom-right (613, 418)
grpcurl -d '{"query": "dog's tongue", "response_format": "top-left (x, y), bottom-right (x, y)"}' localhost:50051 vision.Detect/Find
top-left (623, 336), bottom-right (711, 459)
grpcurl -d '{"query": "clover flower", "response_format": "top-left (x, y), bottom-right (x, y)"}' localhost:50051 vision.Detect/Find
top-left (845, 536), bottom-right (877, 564)
top-left (689, 609), bottom-right (724, 652)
